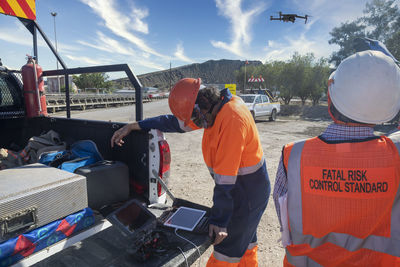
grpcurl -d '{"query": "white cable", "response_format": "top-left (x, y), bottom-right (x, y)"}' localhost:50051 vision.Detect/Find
top-left (177, 246), bottom-right (189, 267)
top-left (174, 228), bottom-right (202, 267)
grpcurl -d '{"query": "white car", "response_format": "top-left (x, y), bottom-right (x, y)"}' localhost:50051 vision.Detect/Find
top-left (239, 94), bottom-right (280, 121)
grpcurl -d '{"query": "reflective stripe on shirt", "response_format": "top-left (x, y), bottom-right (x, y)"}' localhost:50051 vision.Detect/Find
top-left (209, 157), bottom-right (265, 185)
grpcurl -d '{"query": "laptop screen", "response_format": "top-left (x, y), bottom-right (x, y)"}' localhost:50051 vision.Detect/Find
top-left (164, 207), bottom-right (206, 231)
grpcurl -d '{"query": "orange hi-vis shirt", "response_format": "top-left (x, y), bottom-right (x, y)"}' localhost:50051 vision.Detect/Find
top-left (282, 133), bottom-right (400, 266)
top-left (202, 95), bottom-right (264, 184)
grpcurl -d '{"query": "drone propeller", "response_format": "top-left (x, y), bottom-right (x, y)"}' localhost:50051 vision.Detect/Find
top-left (304, 14), bottom-right (312, 24)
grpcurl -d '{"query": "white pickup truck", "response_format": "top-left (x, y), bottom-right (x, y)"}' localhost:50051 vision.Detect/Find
top-left (239, 93), bottom-right (281, 121)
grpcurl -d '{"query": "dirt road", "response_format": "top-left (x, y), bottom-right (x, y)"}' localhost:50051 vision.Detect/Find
top-left (66, 99), bottom-right (331, 266)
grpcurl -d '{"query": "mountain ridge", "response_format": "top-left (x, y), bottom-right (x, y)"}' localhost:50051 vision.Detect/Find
top-left (114, 59), bottom-right (262, 91)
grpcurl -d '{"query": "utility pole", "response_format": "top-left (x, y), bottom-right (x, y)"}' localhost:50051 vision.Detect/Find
top-left (51, 12), bottom-right (60, 93)
top-left (244, 60), bottom-right (248, 93)
top-left (169, 62), bottom-right (171, 90)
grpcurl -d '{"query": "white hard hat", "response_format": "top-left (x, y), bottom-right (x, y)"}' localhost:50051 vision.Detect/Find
top-left (329, 50), bottom-right (400, 124)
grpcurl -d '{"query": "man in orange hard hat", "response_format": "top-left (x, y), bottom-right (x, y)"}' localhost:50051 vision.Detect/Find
top-left (111, 78), bottom-right (270, 266)
top-left (273, 48), bottom-right (400, 266)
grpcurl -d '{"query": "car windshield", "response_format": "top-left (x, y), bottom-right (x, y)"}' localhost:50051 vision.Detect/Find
top-left (240, 95), bottom-right (255, 103)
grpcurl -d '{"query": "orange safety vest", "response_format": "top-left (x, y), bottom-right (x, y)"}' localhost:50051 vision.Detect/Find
top-left (202, 95), bottom-right (264, 183)
top-left (282, 133), bottom-right (400, 266)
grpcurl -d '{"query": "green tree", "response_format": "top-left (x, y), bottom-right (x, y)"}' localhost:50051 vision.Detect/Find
top-left (308, 58), bottom-right (331, 105)
top-left (235, 65), bottom-right (258, 93)
top-left (362, 0), bottom-right (399, 41)
top-left (328, 21), bottom-right (366, 66)
top-left (72, 73), bottom-right (113, 93)
top-left (386, 31), bottom-right (400, 60)
top-left (291, 53), bottom-right (314, 105)
top-left (266, 61), bottom-right (286, 98)
top-left (279, 61), bottom-right (297, 105)
top-left (329, 0), bottom-right (400, 66)
top-left (235, 53), bottom-right (330, 105)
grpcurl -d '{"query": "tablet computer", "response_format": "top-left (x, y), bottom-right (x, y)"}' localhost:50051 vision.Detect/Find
top-left (163, 206), bottom-right (206, 231)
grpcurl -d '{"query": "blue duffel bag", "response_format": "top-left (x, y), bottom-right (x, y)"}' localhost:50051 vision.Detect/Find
top-left (39, 140), bottom-right (103, 173)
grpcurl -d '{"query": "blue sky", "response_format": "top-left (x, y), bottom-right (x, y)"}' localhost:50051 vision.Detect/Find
top-left (0, 0), bottom-right (371, 78)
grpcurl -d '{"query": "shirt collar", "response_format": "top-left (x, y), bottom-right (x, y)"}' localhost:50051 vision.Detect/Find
top-left (220, 88), bottom-right (232, 106)
top-left (320, 123), bottom-right (375, 141)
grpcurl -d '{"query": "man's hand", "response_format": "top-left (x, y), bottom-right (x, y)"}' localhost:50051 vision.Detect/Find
top-left (209, 224), bottom-right (228, 245)
top-left (111, 122), bottom-right (140, 147)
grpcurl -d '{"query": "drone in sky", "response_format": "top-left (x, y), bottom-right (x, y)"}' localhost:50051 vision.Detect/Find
top-left (270, 12), bottom-right (309, 24)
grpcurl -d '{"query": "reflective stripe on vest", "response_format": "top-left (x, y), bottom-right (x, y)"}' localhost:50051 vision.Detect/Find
top-left (285, 134), bottom-right (400, 261)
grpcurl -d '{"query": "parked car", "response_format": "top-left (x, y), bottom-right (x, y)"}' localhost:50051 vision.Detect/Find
top-left (239, 94), bottom-right (280, 121)
top-left (142, 87), bottom-right (159, 98)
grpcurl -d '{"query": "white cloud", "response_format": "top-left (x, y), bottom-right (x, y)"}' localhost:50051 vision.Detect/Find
top-left (0, 21), bottom-right (42, 47)
top-left (0, 30), bottom-right (32, 47)
top-left (65, 54), bottom-right (108, 65)
top-left (80, 0), bottom-right (164, 58)
top-left (77, 31), bottom-right (137, 56)
top-left (174, 42), bottom-right (193, 63)
top-left (262, 33), bottom-right (338, 62)
top-left (211, 0), bottom-right (268, 57)
top-left (130, 6), bottom-right (149, 34)
top-left (129, 60), bottom-right (165, 72)
top-left (256, 0), bottom-right (370, 63)
top-left (76, 31), bottom-right (165, 71)
top-left (292, 0), bottom-right (369, 27)
top-left (0, 21), bottom-right (80, 55)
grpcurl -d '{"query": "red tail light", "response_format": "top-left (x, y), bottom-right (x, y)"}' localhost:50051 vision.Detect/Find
top-left (158, 140), bottom-right (170, 196)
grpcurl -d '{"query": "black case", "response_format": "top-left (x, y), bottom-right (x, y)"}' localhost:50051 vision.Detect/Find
top-left (75, 160), bottom-right (129, 210)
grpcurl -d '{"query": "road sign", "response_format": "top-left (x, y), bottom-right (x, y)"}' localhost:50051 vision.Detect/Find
top-left (248, 75), bottom-right (264, 82)
top-left (0, 0), bottom-right (36, 20)
top-left (225, 84), bottom-right (236, 95)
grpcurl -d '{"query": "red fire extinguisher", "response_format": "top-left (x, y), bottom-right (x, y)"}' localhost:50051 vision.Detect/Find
top-left (21, 56), bottom-right (48, 117)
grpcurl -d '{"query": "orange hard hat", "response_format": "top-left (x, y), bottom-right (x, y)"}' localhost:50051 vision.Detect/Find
top-left (168, 78), bottom-right (201, 124)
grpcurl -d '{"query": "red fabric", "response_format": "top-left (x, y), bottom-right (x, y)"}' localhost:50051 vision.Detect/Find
top-left (14, 235), bottom-right (36, 257)
top-left (56, 219), bottom-right (77, 237)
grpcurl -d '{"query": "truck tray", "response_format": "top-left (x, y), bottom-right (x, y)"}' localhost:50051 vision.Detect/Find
top-left (0, 163), bottom-right (88, 241)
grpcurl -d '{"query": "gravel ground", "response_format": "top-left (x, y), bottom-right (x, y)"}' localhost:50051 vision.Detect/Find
top-left (64, 100), bottom-right (335, 267)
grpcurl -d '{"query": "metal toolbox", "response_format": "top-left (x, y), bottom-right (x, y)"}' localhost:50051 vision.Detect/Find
top-left (0, 163), bottom-right (88, 241)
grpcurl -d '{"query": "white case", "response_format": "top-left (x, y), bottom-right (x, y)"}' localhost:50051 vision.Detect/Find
top-left (0, 163), bottom-right (88, 240)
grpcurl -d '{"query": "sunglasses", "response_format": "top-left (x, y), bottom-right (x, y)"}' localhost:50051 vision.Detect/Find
top-left (191, 104), bottom-right (207, 128)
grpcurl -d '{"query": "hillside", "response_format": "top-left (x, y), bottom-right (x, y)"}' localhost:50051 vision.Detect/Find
top-left (113, 59), bottom-right (262, 91)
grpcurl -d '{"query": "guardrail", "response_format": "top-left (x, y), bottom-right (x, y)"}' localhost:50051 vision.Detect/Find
top-left (45, 93), bottom-right (168, 113)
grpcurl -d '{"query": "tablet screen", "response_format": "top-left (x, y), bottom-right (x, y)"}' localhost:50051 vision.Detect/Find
top-left (164, 207), bottom-right (206, 231)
